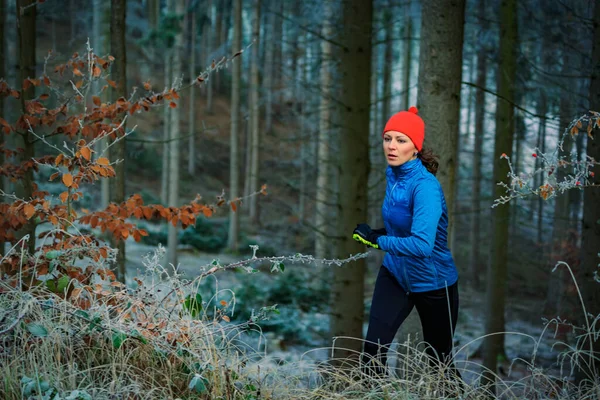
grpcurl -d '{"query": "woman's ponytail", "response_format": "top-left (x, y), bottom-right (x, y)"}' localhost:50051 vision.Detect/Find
top-left (418, 147), bottom-right (439, 176)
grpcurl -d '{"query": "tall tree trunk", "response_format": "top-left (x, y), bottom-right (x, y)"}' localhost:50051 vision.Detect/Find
top-left (401, 0), bottom-right (412, 110)
top-left (416, 0), bottom-right (466, 245)
top-left (535, 96), bottom-right (547, 251)
top-left (298, 31), bottom-right (307, 223)
top-left (575, 0), bottom-right (600, 385)
top-left (248, 0), bottom-right (261, 223)
top-left (110, 0), bottom-right (127, 283)
top-left (0, 0), bottom-right (5, 255)
top-left (469, 31), bottom-right (486, 289)
top-left (482, 0), bottom-right (517, 391)
top-left (227, 0), bottom-right (242, 251)
top-left (206, 0), bottom-right (214, 113)
top-left (314, 2), bottom-right (332, 260)
top-left (16, 0), bottom-right (36, 255)
top-left (188, 5), bottom-right (197, 175)
top-left (167, 0), bottom-right (185, 267)
top-left (264, 7), bottom-right (274, 135)
top-left (544, 51), bottom-right (571, 318)
top-left (330, 0), bottom-right (372, 362)
top-left (93, 0), bottom-right (110, 210)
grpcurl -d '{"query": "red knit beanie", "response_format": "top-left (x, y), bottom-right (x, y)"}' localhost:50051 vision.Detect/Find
top-left (382, 106), bottom-right (425, 151)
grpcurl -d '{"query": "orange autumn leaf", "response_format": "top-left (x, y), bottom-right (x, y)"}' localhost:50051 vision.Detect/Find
top-left (93, 66), bottom-right (102, 78)
top-left (202, 207), bottom-right (213, 217)
top-left (230, 202), bottom-right (237, 212)
top-left (92, 96), bottom-right (101, 106)
top-left (169, 102), bottom-right (177, 108)
top-left (80, 146), bottom-right (92, 161)
top-left (62, 173), bottom-right (73, 188)
top-left (121, 230), bottom-right (129, 239)
top-left (55, 153), bottom-right (64, 166)
top-left (97, 157), bottom-right (109, 165)
top-left (59, 191), bottom-right (68, 203)
top-left (23, 203), bottom-right (36, 219)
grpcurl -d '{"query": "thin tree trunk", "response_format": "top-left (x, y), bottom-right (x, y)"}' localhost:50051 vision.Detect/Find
top-left (227, 0), bottom-right (242, 251)
top-left (575, 0), bottom-right (600, 385)
top-left (545, 52), bottom-right (571, 317)
top-left (16, 0), bottom-right (36, 255)
top-left (469, 33), bottom-right (486, 289)
top-left (331, 0), bottom-right (372, 363)
top-left (248, 0), bottom-right (261, 223)
top-left (110, 0), bottom-right (127, 283)
top-left (264, 7), bottom-right (274, 135)
top-left (482, 0), bottom-right (517, 391)
top-left (314, 2), bottom-right (332, 260)
top-left (416, 0), bottom-right (466, 245)
top-left (188, 6), bottom-right (196, 175)
top-left (298, 31), bottom-right (307, 223)
top-left (167, 0), bottom-right (185, 268)
top-left (0, 0), bottom-right (5, 254)
top-left (206, 0), bottom-right (214, 113)
top-left (401, 0), bottom-right (412, 111)
top-left (93, 0), bottom-right (110, 210)
top-left (161, 55), bottom-right (172, 205)
top-left (536, 96), bottom-right (547, 250)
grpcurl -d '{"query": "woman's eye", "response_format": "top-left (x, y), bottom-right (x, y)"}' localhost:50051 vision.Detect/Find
top-left (384, 137), bottom-right (390, 142)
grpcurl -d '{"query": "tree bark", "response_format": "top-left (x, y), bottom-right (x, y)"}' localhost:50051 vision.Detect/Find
top-left (206, 0), bottom-right (214, 113)
top-left (248, 0), bottom-right (261, 223)
top-left (0, 0), bottom-right (5, 254)
top-left (575, 0), bottom-right (600, 385)
top-left (167, 0), bottom-right (185, 268)
top-left (16, 0), bottom-right (36, 255)
top-left (264, 6), bottom-right (275, 135)
top-left (110, 0), bottom-right (127, 283)
top-left (314, 2), bottom-right (332, 260)
top-left (93, 0), bottom-right (110, 210)
top-left (416, 0), bottom-right (465, 245)
top-left (227, 0), bottom-right (242, 251)
top-left (401, 0), bottom-right (412, 110)
top-left (482, 0), bottom-right (517, 391)
top-left (188, 5), bottom-right (196, 175)
top-left (330, 0), bottom-right (372, 363)
top-left (469, 35), bottom-right (486, 289)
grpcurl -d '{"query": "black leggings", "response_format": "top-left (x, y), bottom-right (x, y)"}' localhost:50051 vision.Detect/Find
top-left (363, 265), bottom-right (460, 374)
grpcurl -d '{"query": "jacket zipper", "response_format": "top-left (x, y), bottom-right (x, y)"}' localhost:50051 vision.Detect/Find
top-left (390, 178), bottom-right (410, 293)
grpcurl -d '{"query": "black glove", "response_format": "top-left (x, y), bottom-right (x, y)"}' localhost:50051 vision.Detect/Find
top-left (352, 223), bottom-right (385, 249)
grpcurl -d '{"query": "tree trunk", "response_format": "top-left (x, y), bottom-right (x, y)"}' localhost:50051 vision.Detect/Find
top-left (482, 0), bottom-right (517, 391)
top-left (416, 0), bottom-right (465, 245)
top-left (264, 7), bottom-right (274, 135)
top-left (298, 31), bottom-right (307, 223)
top-left (314, 2), bottom-right (332, 260)
top-left (248, 0), bottom-right (261, 224)
top-left (575, 0), bottom-right (600, 385)
top-left (206, 0), bottom-right (214, 113)
top-left (0, 0), bottom-right (5, 255)
top-left (110, 0), bottom-right (127, 283)
top-left (167, 0), bottom-right (185, 268)
top-left (93, 0), bottom-right (110, 210)
top-left (330, 0), bottom-right (372, 363)
top-left (469, 34), bottom-right (486, 289)
top-left (188, 5), bottom-right (196, 175)
top-left (401, 0), bottom-right (412, 110)
top-left (16, 0), bottom-right (36, 255)
top-left (535, 96), bottom-right (547, 252)
top-left (227, 0), bottom-right (242, 251)
top-left (544, 51), bottom-right (571, 318)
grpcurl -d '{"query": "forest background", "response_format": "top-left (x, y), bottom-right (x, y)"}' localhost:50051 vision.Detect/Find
top-left (0, 0), bottom-right (599, 398)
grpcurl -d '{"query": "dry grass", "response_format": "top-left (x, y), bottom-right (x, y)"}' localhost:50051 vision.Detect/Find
top-left (1, 246), bottom-right (598, 399)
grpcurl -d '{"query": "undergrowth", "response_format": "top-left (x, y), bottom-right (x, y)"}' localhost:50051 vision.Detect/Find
top-left (0, 244), bottom-right (599, 399)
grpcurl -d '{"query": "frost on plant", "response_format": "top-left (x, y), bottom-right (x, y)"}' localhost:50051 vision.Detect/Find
top-left (493, 111), bottom-right (599, 207)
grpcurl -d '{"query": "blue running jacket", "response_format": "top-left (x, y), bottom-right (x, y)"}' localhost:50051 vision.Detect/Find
top-left (377, 159), bottom-right (458, 293)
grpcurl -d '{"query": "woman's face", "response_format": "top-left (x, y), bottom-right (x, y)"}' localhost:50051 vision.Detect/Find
top-left (383, 131), bottom-right (418, 167)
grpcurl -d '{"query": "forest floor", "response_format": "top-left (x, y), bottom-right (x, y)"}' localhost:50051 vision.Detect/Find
top-left (124, 240), bottom-right (574, 388)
